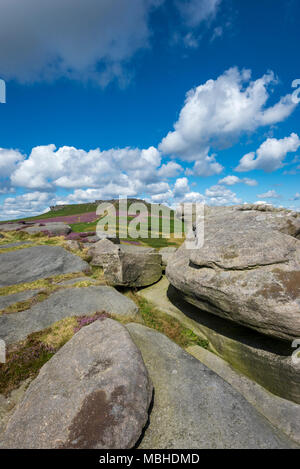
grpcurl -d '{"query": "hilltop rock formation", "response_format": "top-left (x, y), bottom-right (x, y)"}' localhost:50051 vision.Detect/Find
top-left (0, 319), bottom-right (153, 449)
top-left (167, 205), bottom-right (300, 341)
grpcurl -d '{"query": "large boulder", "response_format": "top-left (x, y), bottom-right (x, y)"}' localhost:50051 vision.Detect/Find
top-left (159, 247), bottom-right (177, 267)
top-left (0, 319), bottom-right (153, 449)
top-left (0, 245), bottom-right (90, 287)
top-left (87, 239), bottom-right (119, 266)
top-left (22, 222), bottom-right (71, 236)
top-left (126, 323), bottom-right (296, 448)
top-left (187, 345), bottom-right (300, 445)
top-left (102, 245), bottom-right (162, 287)
top-left (167, 205), bottom-right (300, 341)
top-left (0, 286), bottom-right (139, 344)
top-left (137, 276), bottom-right (300, 404)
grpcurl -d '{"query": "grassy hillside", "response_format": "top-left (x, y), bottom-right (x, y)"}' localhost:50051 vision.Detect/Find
top-left (0, 199), bottom-right (185, 249)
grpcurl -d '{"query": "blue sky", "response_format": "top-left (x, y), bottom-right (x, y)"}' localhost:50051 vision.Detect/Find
top-left (0, 0), bottom-right (299, 219)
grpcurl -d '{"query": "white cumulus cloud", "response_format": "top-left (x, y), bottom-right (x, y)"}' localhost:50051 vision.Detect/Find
top-left (236, 133), bottom-right (300, 172)
top-left (257, 190), bottom-right (280, 199)
top-left (218, 175), bottom-right (258, 186)
top-left (159, 68), bottom-right (298, 164)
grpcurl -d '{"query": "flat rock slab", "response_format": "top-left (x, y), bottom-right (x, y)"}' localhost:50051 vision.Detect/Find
top-left (0, 286), bottom-right (139, 344)
top-left (126, 323), bottom-right (297, 449)
top-left (0, 290), bottom-right (41, 310)
top-left (137, 276), bottom-right (300, 405)
top-left (0, 246), bottom-right (90, 288)
top-left (187, 345), bottom-right (300, 445)
top-left (0, 319), bottom-right (153, 448)
top-left (0, 223), bottom-right (27, 232)
top-left (0, 242), bottom-right (32, 249)
top-left (21, 223), bottom-right (71, 236)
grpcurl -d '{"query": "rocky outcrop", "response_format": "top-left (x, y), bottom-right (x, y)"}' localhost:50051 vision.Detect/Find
top-left (137, 276), bottom-right (300, 404)
top-left (167, 205), bottom-right (300, 341)
top-left (0, 242), bottom-right (32, 249)
top-left (187, 345), bottom-right (300, 445)
top-left (0, 245), bottom-right (90, 287)
top-left (87, 239), bottom-right (119, 266)
top-left (65, 240), bottom-right (81, 251)
top-left (22, 222), bottom-right (71, 236)
top-left (0, 222), bottom-right (31, 232)
top-left (0, 289), bottom-right (41, 310)
top-left (102, 245), bottom-right (162, 287)
top-left (159, 247), bottom-right (177, 267)
top-left (126, 323), bottom-right (296, 448)
top-left (0, 286), bottom-right (139, 344)
top-left (0, 319), bottom-right (153, 449)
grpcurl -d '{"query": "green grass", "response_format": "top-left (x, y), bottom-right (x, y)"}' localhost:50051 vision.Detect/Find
top-left (129, 294), bottom-right (209, 349)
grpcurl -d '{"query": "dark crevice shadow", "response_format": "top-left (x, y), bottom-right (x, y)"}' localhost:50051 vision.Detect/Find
top-left (133, 388), bottom-right (155, 449)
top-left (166, 284), bottom-right (291, 356)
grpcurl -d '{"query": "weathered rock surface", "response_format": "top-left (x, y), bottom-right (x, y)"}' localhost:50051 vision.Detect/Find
top-left (0, 286), bottom-right (139, 344)
top-left (0, 245), bottom-right (90, 287)
top-left (56, 276), bottom-right (98, 286)
top-left (103, 245), bottom-right (162, 287)
top-left (65, 240), bottom-right (81, 251)
top-left (126, 323), bottom-right (296, 448)
top-left (22, 222), bottom-right (71, 236)
top-left (0, 241), bottom-right (32, 249)
top-left (0, 290), bottom-right (41, 310)
top-left (159, 247), bottom-right (177, 267)
top-left (137, 276), bottom-right (300, 404)
top-left (187, 345), bottom-right (300, 445)
top-left (167, 205), bottom-right (300, 341)
top-left (87, 239), bottom-right (119, 266)
top-left (0, 319), bottom-right (153, 449)
top-left (0, 223), bottom-right (28, 232)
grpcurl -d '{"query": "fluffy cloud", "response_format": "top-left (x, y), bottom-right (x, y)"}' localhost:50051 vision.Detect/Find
top-left (177, 0), bottom-right (222, 28)
top-left (218, 175), bottom-right (258, 186)
top-left (11, 144), bottom-right (162, 191)
top-left (186, 155), bottom-right (223, 176)
top-left (0, 191), bottom-right (56, 220)
top-left (173, 177), bottom-right (190, 198)
top-left (236, 133), bottom-right (300, 172)
top-left (257, 190), bottom-right (280, 199)
top-left (205, 184), bottom-right (242, 205)
top-left (157, 161), bottom-right (183, 178)
top-left (0, 0), bottom-right (163, 85)
top-left (160, 68), bottom-right (298, 163)
top-left (0, 148), bottom-right (24, 178)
